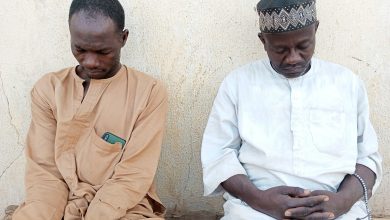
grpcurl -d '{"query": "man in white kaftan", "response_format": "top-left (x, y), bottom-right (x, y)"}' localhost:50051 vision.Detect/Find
top-left (201, 1), bottom-right (382, 219)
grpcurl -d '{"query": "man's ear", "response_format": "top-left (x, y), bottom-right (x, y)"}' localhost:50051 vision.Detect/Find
top-left (315, 20), bottom-right (320, 32)
top-left (121, 29), bottom-right (129, 47)
top-left (258, 32), bottom-right (267, 51)
top-left (258, 32), bottom-right (265, 44)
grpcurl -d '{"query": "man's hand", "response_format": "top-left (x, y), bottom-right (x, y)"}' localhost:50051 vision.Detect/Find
top-left (285, 165), bottom-right (377, 219)
top-left (251, 186), bottom-right (329, 219)
top-left (285, 190), bottom-right (351, 220)
top-left (221, 175), bottom-right (330, 219)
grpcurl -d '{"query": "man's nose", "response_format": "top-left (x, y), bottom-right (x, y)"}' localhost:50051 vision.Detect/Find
top-left (82, 53), bottom-right (100, 69)
top-left (285, 49), bottom-right (302, 65)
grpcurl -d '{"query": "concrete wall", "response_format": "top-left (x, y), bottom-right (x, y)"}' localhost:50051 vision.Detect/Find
top-left (0, 0), bottom-right (389, 218)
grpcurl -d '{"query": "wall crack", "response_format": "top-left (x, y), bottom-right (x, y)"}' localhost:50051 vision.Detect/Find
top-left (0, 71), bottom-right (24, 180)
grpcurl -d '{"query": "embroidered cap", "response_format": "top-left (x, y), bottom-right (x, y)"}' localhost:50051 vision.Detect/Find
top-left (257, 0), bottom-right (317, 33)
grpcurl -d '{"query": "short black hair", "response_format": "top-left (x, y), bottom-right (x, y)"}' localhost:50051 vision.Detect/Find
top-left (69, 0), bottom-right (125, 31)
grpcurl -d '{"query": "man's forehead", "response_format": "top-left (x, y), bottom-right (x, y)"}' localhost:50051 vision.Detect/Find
top-left (69, 11), bottom-right (117, 36)
top-left (257, 0), bottom-right (317, 34)
top-left (70, 10), bottom-right (115, 30)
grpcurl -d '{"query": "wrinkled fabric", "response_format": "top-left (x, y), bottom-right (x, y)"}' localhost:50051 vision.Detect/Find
top-left (201, 58), bottom-right (382, 219)
top-left (13, 66), bottom-right (167, 220)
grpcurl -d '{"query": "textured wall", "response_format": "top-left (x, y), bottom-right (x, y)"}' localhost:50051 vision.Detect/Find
top-left (0, 0), bottom-right (389, 218)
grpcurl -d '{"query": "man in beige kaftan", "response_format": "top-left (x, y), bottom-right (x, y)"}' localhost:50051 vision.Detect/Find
top-left (11, 0), bottom-right (167, 219)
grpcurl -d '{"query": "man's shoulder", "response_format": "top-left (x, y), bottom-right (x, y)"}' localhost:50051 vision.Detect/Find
top-left (312, 58), bottom-right (365, 92)
top-left (34, 67), bottom-right (73, 88)
top-left (313, 58), bottom-right (356, 78)
top-left (224, 59), bottom-right (267, 82)
top-left (124, 66), bottom-right (167, 95)
top-left (28, 67), bottom-right (73, 107)
top-left (126, 66), bottom-right (161, 85)
top-left (35, 67), bottom-right (74, 86)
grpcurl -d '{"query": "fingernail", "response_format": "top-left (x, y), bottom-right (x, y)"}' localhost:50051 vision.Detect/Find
top-left (303, 189), bottom-right (310, 194)
top-left (285, 211), bottom-right (291, 217)
top-left (328, 213), bottom-right (335, 219)
top-left (323, 196), bottom-right (329, 201)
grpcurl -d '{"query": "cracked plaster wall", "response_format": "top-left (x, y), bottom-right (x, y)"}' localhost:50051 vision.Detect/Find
top-left (0, 0), bottom-right (389, 218)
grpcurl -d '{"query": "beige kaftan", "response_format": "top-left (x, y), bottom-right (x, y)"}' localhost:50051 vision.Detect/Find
top-left (12, 65), bottom-right (167, 220)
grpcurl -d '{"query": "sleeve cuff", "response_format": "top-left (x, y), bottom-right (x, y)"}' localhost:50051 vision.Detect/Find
top-left (203, 150), bottom-right (247, 196)
top-left (357, 152), bottom-right (383, 193)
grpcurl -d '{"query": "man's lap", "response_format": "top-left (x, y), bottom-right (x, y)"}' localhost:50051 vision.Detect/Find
top-left (221, 194), bottom-right (367, 220)
top-left (6, 195), bottom-right (164, 220)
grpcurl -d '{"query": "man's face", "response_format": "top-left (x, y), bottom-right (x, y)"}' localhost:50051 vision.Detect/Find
top-left (69, 11), bottom-right (128, 80)
top-left (259, 22), bottom-right (319, 78)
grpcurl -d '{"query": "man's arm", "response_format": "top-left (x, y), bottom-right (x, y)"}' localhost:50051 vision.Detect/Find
top-left (12, 85), bottom-right (69, 220)
top-left (201, 75), bottom-right (247, 196)
top-left (85, 81), bottom-right (167, 220)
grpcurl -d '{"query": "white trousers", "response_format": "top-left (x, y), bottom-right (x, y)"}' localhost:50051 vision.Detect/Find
top-left (221, 196), bottom-right (367, 220)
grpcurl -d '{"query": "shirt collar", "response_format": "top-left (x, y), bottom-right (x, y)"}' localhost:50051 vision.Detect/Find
top-left (71, 65), bottom-right (126, 84)
top-left (264, 58), bottom-right (316, 81)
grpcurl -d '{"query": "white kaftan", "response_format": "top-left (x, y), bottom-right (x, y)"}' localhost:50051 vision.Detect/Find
top-left (201, 58), bottom-right (382, 219)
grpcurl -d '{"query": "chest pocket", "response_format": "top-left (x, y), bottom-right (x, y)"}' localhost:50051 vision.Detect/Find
top-left (76, 128), bottom-right (123, 185)
top-left (308, 109), bottom-right (346, 157)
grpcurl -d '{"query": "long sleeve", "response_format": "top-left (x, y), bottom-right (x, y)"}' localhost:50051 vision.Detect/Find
top-left (85, 81), bottom-right (168, 220)
top-left (201, 75), bottom-right (247, 197)
top-left (12, 86), bottom-right (69, 220)
top-left (355, 79), bottom-right (382, 192)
